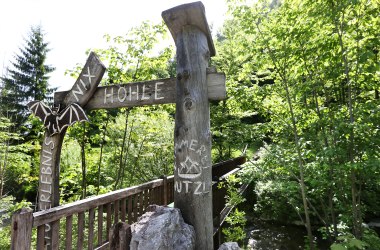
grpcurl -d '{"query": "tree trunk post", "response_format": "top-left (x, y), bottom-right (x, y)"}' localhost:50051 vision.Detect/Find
top-left (11, 208), bottom-right (33, 250)
top-left (162, 2), bottom-right (216, 249)
top-left (36, 52), bottom-right (105, 249)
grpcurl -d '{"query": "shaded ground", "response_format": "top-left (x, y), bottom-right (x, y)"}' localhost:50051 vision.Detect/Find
top-left (245, 219), bottom-right (306, 250)
top-left (243, 211), bottom-right (330, 250)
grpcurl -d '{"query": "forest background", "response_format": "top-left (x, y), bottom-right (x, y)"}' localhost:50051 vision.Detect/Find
top-left (0, 0), bottom-right (379, 249)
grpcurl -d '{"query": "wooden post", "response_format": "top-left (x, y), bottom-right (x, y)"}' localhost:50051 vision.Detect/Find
top-left (37, 52), bottom-right (105, 249)
top-left (11, 208), bottom-right (33, 250)
top-left (162, 2), bottom-right (215, 249)
top-left (110, 222), bottom-right (131, 250)
top-left (162, 175), bottom-right (168, 206)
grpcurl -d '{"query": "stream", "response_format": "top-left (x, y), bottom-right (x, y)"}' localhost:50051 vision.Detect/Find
top-left (244, 216), bottom-right (330, 250)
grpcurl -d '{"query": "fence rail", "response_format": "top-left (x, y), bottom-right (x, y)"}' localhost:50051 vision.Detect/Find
top-left (11, 156), bottom-right (246, 249)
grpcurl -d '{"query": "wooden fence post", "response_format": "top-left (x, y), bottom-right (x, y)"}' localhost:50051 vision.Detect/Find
top-left (162, 2), bottom-right (215, 249)
top-left (11, 208), bottom-right (33, 250)
top-left (162, 175), bottom-right (168, 206)
top-left (109, 222), bottom-right (131, 250)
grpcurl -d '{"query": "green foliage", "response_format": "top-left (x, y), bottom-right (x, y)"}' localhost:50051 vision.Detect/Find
top-left (0, 25), bottom-right (55, 131)
top-left (0, 225), bottom-right (11, 250)
top-left (221, 0), bottom-right (380, 246)
top-left (223, 208), bottom-right (247, 242)
top-left (60, 21), bottom-right (175, 199)
top-left (219, 174), bottom-right (247, 242)
top-left (0, 116), bottom-right (36, 201)
top-left (0, 196), bottom-right (33, 249)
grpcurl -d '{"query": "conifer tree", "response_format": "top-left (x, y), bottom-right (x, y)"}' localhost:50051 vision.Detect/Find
top-left (0, 25), bottom-right (55, 131)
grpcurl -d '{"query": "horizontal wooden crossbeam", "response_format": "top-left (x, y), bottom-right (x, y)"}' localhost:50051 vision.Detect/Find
top-left (54, 72), bottom-right (226, 110)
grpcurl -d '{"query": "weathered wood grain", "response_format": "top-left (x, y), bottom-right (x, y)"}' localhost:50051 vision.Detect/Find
top-left (164, 2), bottom-right (215, 248)
top-left (77, 212), bottom-right (85, 249)
top-left (54, 72), bottom-right (226, 110)
top-left (114, 200), bottom-right (119, 225)
top-left (11, 208), bottom-right (33, 250)
top-left (65, 215), bottom-right (73, 250)
top-left (106, 203), bottom-right (112, 241)
top-left (88, 208), bottom-right (95, 249)
top-left (37, 52), bottom-right (105, 250)
top-left (162, 1), bottom-right (215, 56)
top-left (62, 52), bottom-right (106, 107)
top-left (37, 225), bottom-right (45, 250)
top-left (97, 205), bottom-right (104, 246)
top-left (121, 198), bottom-right (126, 222)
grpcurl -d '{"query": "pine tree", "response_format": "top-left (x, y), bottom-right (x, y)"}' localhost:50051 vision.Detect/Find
top-left (0, 25), bottom-right (55, 130)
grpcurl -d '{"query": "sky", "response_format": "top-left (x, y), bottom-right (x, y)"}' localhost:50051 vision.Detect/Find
top-left (0, 0), bottom-right (227, 91)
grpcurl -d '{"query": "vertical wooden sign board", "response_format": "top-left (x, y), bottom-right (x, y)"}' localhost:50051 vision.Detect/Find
top-left (37, 52), bottom-right (105, 249)
top-left (162, 2), bottom-right (217, 249)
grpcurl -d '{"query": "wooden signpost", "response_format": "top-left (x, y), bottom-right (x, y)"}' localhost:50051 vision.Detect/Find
top-left (54, 71), bottom-right (225, 110)
top-left (162, 2), bottom-right (216, 249)
top-left (34, 52), bottom-right (105, 249)
top-left (30, 2), bottom-right (222, 249)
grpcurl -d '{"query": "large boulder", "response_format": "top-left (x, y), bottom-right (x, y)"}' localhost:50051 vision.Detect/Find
top-left (130, 205), bottom-right (195, 250)
top-left (218, 242), bottom-right (241, 250)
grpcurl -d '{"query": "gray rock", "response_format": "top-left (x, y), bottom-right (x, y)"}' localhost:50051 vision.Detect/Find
top-left (218, 242), bottom-right (241, 250)
top-left (130, 205), bottom-right (195, 250)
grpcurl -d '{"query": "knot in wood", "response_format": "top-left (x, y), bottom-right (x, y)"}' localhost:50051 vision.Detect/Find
top-left (184, 98), bottom-right (194, 110)
top-left (177, 73), bottom-right (182, 81)
top-left (183, 70), bottom-right (190, 79)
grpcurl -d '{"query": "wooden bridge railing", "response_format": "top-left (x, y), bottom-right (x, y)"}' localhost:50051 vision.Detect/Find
top-left (11, 176), bottom-right (174, 250)
top-left (11, 156), bottom-right (246, 250)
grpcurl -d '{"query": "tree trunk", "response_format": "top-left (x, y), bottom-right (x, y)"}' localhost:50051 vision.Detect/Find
top-left (172, 24), bottom-right (214, 249)
top-left (114, 109), bottom-right (130, 190)
top-left (97, 116), bottom-right (109, 195)
top-left (81, 123), bottom-right (87, 199)
top-left (283, 80), bottom-right (315, 250)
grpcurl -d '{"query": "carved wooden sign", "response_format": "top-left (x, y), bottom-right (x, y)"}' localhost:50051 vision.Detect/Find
top-left (54, 71), bottom-right (226, 110)
top-left (28, 52), bottom-right (105, 249)
top-left (28, 3), bottom-right (224, 249)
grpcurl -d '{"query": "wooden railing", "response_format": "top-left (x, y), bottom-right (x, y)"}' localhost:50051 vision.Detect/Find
top-left (11, 156), bottom-right (246, 249)
top-left (211, 156), bottom-right (248, 247)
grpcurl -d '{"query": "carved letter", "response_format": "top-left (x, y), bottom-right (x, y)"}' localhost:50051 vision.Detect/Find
top-left (41, 167), bottom-right (52, 175)
top-left (174, 181), bottom-right (182, 193)
top-left (194, 182), bottom-right (204, 195)
top-left (175, 140), bottom-right (188, 150)
top-left (40, 194), bottom-right (51, 203)
top-left (72, 84), bottom-right (84, 102)
top-left (118, 86), bottom-right (127, 102)
top-left (42, 154), bottom-right (52, 166)
top-left (183, 180), bottom-right (191, 193)
top-left (189, 139), bottom-right (198, 151)
top-left (196, 145), bottom-right (206, 156)
top-left (104, 87), bottom-right (114, 104)
top-left (40, 203), bottom-right (51, 211)
top-left (141, 84), bottom-right (150, 100)
top-left (44, 137), bottom-right (55, 149)
top-left (79, 79), bottom-right (88, 90)
top-left (131, 85), bottom-right (139, 101)
top-left (45, 223), bottom-right (51, 232)
top-left (41, 185), bottom-right (52, 194)
top-left (41, 175), bottom-right (52, 185)
top-left (155, 82), bottom-right (164, 100)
